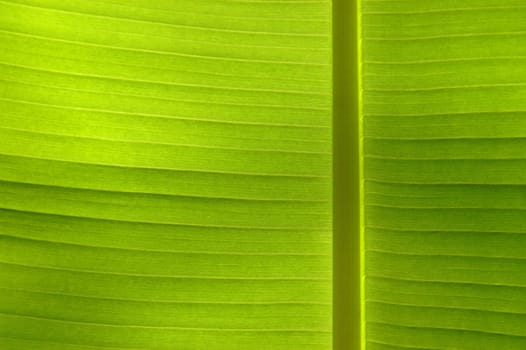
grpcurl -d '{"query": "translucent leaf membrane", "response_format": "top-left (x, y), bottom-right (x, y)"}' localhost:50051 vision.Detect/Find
top-left (0, 1), bottom-right (332, 349)
top-left (362, 0), bottom-right (526, 348)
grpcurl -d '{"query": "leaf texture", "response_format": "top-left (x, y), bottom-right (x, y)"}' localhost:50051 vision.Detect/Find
top-left (362, 0), bottom-right (526, 349)
top-left (0, 1), bottom-right (333, 349)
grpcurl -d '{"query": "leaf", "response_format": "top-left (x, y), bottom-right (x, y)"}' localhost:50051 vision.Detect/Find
top-left (362, 0), bottom-right (526, 349)
top-left (0, 0), bottom-right (332, 349)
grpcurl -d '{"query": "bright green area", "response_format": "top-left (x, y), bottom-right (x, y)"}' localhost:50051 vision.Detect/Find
top-left (0, 1), bottom-right (332, 349)
top-left (362, 0), bottom-right (526, 349)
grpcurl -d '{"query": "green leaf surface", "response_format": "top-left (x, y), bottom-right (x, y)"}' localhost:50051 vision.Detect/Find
top-left (5, 0), bottom-right (525, 349)
top-left (0, 0), bottom-right (332, 349)
top-left (363, 0), bottom-right (526, 349)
